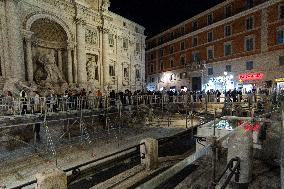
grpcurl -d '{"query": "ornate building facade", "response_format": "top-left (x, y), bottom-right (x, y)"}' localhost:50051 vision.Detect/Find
top-left (0, 0), bottom-right (146, 93)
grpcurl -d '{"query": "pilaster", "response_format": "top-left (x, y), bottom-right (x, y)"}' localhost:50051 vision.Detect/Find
top-left (76, 18), bottom-right (87, 84)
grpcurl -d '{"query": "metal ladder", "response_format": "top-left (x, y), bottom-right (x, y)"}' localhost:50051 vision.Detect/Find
top-left (81, 122), bottom-right (92, 144)
top-left (45, 124), bottom-right (56, 157)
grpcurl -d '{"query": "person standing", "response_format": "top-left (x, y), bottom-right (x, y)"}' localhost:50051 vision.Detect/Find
top-left (20, 90), bottom-right (28, 114)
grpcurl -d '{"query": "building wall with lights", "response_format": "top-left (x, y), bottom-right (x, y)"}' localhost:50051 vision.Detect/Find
top-left (146, 0), bottom-right (284, 92)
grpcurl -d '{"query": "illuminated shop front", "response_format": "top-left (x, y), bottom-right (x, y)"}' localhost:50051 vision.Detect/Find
top-left (204, 72), bottom-right (234, 92)
top-left (146, 83), bottom-right (156, 92)
top-left (275, 78), bottom-right (284, 91)
top-left (238, 73), bottom-right (264, 93)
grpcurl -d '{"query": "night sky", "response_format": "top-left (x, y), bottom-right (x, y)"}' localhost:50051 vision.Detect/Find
top-left (110, 0), bottom-right (225, 38)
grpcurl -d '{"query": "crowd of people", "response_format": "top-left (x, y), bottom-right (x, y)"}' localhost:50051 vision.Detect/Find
top-left (0, 86), bottom-right (280, 115)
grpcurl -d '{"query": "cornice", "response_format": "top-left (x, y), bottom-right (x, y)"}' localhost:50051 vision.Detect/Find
top-left (146, 0), bottom-right (283, 53)
top-left (147, 0), bottom-right (235, 40)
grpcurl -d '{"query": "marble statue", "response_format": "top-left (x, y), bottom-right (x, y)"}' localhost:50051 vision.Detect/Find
top-left (86, 57), bottom-right (95, 81)
top-left (36, 50), bottom-right (64, 83)
top-left (86, 55), bottom-right (99, 82)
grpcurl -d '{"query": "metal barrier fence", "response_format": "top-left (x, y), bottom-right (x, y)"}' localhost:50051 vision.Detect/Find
top-left (0, 93), bottom-right (276, 116)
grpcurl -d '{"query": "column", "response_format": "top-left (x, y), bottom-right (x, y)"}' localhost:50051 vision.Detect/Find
top-left (98, 28), bottom-right (104, 90)
top-left (102, 28), bottom-right (109, 87)
top-left (5, 0), bottom-right (25, 80)
top-left (67, 46), bottom-right (73, 84)
top-left (57, 50), bottom-right (63, 72)
top-left (25, 36), bottom-right (33, 82)
top-left (76, 19), bottom-right (87, 83)
top-left (73, 48), bottom-right (78, 83)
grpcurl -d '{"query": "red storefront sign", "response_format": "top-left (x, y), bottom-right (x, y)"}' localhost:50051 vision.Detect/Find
top-left (239, 73), bottom-right (264, 81)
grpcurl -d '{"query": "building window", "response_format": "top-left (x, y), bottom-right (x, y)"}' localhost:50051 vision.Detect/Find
top-left (180, 41), bottom-right (185, 50)
top-left (224, 25), bottom-right (232, 36)
top-left (124, 67), bottom-right (129, 78)
top-left (180, 27), bottom-right (185, 35)
top-left (192, 37), bottom-right (198, 47)
top-left (108, 34), bottom-right (114, 47)
top-left (170, 59), bottom-right (174, 67)
top-left (160, 60), bottom-right (164, 70)
top-left (95, 66), bottom-right (99, 80)
top-left (159, 37), bottom-right (163, 44)
top-left (208, 67), bottom-right (213, 75)
top-left (136, 69), bottom-right (140, 80)
top-left (279, 56), bottom-right (284, 66)
top-left (159, 49), bottom-right (164, 57)
top-left (180, 56), bottom-right (186, 65)
top-left (207, 46), bottom-right (214, 60)
top-left (246, 17), bottom-right (254, 30)
top-left (224, 42), bottom-right (232, 56)
top-left (170, 46), bottom-right (174, 54)
top-left (109, 65), bottom-right (115, 76)
top-left (192, 20), bottom-right (198, 31)
top-left (277, 29), bottom-right (284, 44)
top-left (192, 52), bottom-right (200, 62)
top-left (208, 31), bottom-right (213, 42)
top-left (170, 32), bottom-right (174, 40)
top-left (136, 43), bottom-right (140, 53)
top-left (245, 37), bottom-right (254, 52)
top-left (225, 4), bottom-right (232, 18)
top-left (246, 0), bottom-right (253, 9)
top-left (280, 5), bottom-right (284, 19)
top-left (225, 64), bottom-right (232, 72)
top-left (150, 64), bottom-right (154, 73)
top-left (123, 38), bottom-right (128, 49)
top-left (151, 77), bottom-right (155, 83)
top-left (123, 22), bottom-right (126, 27)
top-left (150, 53), bottom-right (154, 60)
top-left (246, 61), bottom-right (254, 70)
top-left (207, 14), bottom-right (213, 25)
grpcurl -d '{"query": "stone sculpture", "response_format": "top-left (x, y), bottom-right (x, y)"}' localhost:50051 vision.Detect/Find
top-left (35, 51), bottom-right (64, 83)
top-left (86, 57), bottom-right (95, 81)
top-left (86, 55), bottom-right (99, 82)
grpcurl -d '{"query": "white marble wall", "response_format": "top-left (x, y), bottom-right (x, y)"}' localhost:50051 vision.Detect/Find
top-left (0, 0), bottom-right (146, 93)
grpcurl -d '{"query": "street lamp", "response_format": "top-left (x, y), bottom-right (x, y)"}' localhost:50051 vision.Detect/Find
top-left (224, 72), bottom-right (228, 98)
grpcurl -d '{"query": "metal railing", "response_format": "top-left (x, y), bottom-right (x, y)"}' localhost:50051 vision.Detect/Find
top-left (0, 93), bottom-right (276, 116)
top-left (214, 157), bottom-right (241, 189)
top-left (64, 142), bottom-right (144, 185)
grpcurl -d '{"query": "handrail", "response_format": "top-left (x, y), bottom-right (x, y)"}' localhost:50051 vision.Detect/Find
top-left (157, 119), bottom-right (213, 145)
top-left (9, 180), bottom-right (37, 189)
top-left (215, 157), bottom-right (241, 189)
top-left (63, 143), bottom-right (144, 173)
top-left (8, 143), bottom-right (145, 189)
